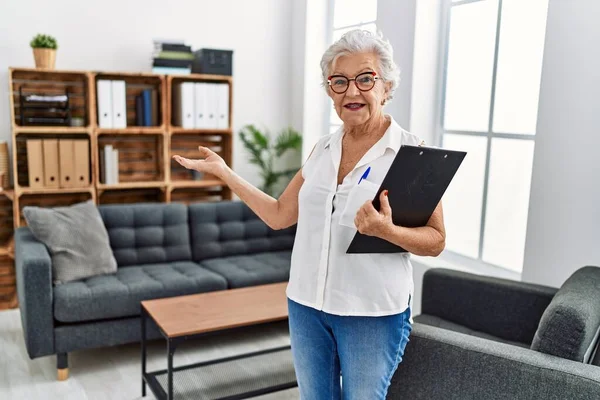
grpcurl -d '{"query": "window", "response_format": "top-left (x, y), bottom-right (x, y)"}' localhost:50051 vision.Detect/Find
top-left (329, 0), bottom-right (379, 134)
top-left (439, 0), bottom-right (549, 272)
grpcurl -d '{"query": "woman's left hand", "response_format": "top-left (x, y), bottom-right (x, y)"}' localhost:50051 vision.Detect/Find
top-left (354, 190), bottom-right (394, 237)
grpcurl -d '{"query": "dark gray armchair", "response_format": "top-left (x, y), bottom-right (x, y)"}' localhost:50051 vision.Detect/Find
top-left (389, 267), bottom-right (600, 399)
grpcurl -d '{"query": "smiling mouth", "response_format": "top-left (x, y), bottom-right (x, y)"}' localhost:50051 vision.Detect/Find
top-left (344, 103), bottom-right (365, 110)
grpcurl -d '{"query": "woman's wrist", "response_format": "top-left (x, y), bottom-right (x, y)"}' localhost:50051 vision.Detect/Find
top-left (381, 221), bottom-right (404, 244)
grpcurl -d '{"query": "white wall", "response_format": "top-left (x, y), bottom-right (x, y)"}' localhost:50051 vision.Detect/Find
top-left (0, 0), bottom-right (294, 187)
top-left (522, 0), bottom-right (600, 287)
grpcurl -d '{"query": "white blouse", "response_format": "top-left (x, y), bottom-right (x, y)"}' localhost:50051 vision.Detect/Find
top-left (286, 117), bottom-right (423, 322)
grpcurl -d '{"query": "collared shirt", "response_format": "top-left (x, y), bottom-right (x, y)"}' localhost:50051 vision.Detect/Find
top-left (286, 116), bottom-right (423, 321)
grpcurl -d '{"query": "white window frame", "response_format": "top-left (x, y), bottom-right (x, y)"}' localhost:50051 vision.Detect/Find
top-left (434, 0), bottom-right (541, 277)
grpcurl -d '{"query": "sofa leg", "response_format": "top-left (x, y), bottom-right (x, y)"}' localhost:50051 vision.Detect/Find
top-left (57, 353), bottom-right (69, 381)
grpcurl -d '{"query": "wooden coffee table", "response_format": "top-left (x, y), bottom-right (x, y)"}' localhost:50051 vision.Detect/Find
top-left (141, 282), bottom-right (296, 400)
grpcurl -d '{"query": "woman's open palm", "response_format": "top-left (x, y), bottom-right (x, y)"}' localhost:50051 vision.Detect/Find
top-left (172, 146), bottom-right (227, 178)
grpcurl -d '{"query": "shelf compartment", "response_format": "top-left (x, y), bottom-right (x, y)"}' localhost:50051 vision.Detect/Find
top-left (170, 134), bottom-right (230, 182)
top-left (10, 68), bottom-right (90, 128)
top-left (94, 72), bottom-right (166, 129)
top-left (15, 133), bottom-right (91, 189)
top-left (98, 188), bottom-right (166, 205)
top-left (98, 134), bottom-right (165, 184)
top-left (167, 74), bottom-right (232, 130)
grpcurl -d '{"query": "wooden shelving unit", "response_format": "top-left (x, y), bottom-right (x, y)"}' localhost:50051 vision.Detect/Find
top-left (3, 67), bottom-right (235, 309)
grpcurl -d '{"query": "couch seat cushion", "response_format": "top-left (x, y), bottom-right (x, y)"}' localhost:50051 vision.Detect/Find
top-left (199, 251), bottom-right (291, 289)
top-left (414, 314), bottom-right (530, 348)
top-left (54, 261), bottom-right (227, 323)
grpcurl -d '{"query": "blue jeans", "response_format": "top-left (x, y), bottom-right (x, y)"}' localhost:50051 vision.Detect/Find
top-left (287, 298), bottom-right (412, 400)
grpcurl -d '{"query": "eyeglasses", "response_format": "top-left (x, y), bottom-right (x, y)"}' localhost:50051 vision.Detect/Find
top-left (327, 71), bottom-right (379, 94)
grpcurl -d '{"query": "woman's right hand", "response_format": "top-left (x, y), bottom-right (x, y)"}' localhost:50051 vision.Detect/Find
top-left (172, 146), bottom-right (229, 179)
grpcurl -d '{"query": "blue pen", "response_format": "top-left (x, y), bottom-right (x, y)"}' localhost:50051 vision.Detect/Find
top-left (358, 166), bottom-right (371, 184)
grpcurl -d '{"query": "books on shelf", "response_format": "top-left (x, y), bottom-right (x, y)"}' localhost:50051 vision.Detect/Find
top-left (173, 82), bottom-right (229, 129)
top-left (151, 66), bottom-right (191, 75)
top-left (100, 145), bottom-right (119, 185)
top-left (152, 39), bottom-right (193, 75)
top-left (134, 89), bottom-right (159, 127)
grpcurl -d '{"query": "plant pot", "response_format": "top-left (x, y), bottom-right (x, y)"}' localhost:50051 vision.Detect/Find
top-left (32, 48), bottom-right (56, 69)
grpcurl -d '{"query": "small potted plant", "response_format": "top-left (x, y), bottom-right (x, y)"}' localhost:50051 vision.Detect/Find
top-left (30, 34), bottom-right (58, 69)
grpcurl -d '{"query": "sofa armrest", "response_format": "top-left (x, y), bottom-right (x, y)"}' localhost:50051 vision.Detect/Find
top-left (421, 268), bottom-right (558, 344)
top-left (15, 227), bottom-right (55, 358)
top-left (389, 323), bottom-right (600, 400)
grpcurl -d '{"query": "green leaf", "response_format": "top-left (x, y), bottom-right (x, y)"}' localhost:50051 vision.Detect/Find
top-left (30, 34), bottom-right (58, 49)
top-left (275, 127), bottom-right (302, 157)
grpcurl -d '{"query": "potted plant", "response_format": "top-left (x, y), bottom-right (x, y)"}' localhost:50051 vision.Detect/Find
top-left (30, 34), bottom-right (58, 69)
top-left (239, 125), bottom-right (302, 197)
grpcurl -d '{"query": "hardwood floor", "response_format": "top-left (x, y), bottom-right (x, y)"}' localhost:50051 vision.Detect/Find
top-left (0, 309), bottom-right (299, 399)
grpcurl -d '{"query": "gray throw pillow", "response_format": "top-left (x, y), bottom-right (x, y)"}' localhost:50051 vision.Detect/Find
top-left (23, 200), bottom-right (117, 284)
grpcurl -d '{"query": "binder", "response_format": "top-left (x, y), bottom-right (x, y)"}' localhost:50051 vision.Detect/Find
top-left (104, 144), bottom-right (113, 184)
top-left (97, 80), bottom-right (113, 128)
top-left (347, 145), bottom-right (466, 253)
top-left (26, 139), bottom-right (44, 188)
top-left (205, 83), bottom-right (218, 129)
top-left (73, 140), bottom-right (90, 187)
top-left (112, 148), bottom-right (119, 184)
top-left (151, 89), bottom-right (159, 126)
top-left (111, 80), bottom-right (127, 129)
top-left (142, 89), bottom-right (152, 126)
top-left (194, 82), bottom-right (207, 128)
top-left (173, 82), bottom-right (195, 128)
top-left (58, 139), bottom-right (75, 188)
top-left (42, 139), bottom-right (60, 188)
top-left (216, 83), bottom-right (230, 129)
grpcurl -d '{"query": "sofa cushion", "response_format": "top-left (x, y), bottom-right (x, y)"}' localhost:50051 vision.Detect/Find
top-left (22, 200), bottom-right (117, 284)
top-left (199, 250), bottom-right (292, 288)
top-left (189, 201), bottom-right (295, 262)
top-left (414, 314), bottom-right (530, 349)
top-left (54, 261), bottom-right (227, 323)
top-left (531, 266), bottom-right (600, 363)
top-left (98, 203), bottom-right (192, 267)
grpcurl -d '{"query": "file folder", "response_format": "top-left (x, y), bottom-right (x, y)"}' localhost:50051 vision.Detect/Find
top-left (173, 82), bottom-right (195, 128)
top-left (205, 83), bottom-right (218, 129)
top-left (26, 139), bottom-right (44, 188)
top-left (58, 139), bottom-right (75, 188)
top-left (216, 83), bottom-right (230, 129)
top-left (97, 80), bottom-right (113, 128)
top-left (73, 140), bottom-right (90, 187)
top-left (42, 139), bottom-right (60, 188)
top-left (194, 82), bottom-right (207, 129)
top-left (111, 80), bottom-right (127, 128)
top-left (347, 145), bottom-right (466, 253)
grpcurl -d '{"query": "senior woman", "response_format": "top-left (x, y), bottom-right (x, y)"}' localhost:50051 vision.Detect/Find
top-left (174, 29), bottom-right (445, 399)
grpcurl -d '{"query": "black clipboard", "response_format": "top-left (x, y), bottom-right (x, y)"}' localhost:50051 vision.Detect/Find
top-left (346, 145), bottom-right (466, 254)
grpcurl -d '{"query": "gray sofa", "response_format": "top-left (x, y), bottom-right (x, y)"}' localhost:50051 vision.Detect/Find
top-left (15, 201), bottom-right (295, 376)
top-left (389, 267), bottom-right (600, 399)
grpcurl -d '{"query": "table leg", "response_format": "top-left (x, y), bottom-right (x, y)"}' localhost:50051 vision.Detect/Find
top-left (167, 338), bottom-right (175, 400)
top-left (141, 307), bottom-right (147, 397)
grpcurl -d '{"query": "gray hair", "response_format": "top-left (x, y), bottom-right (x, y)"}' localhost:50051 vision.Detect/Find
top-left (320, 29), bottom-right (400, 101)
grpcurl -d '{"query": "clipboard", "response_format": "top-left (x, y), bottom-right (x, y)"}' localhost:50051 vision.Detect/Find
top-left (346, 145), bottom-right (466, 254)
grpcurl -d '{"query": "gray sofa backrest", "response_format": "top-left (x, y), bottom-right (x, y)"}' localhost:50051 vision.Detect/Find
top-left (98, 203), bottom-right (192, 267)
top-left (188, 201), bottom-right (296, 262)
top-left (531, 266), bottom-right (600, 363)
